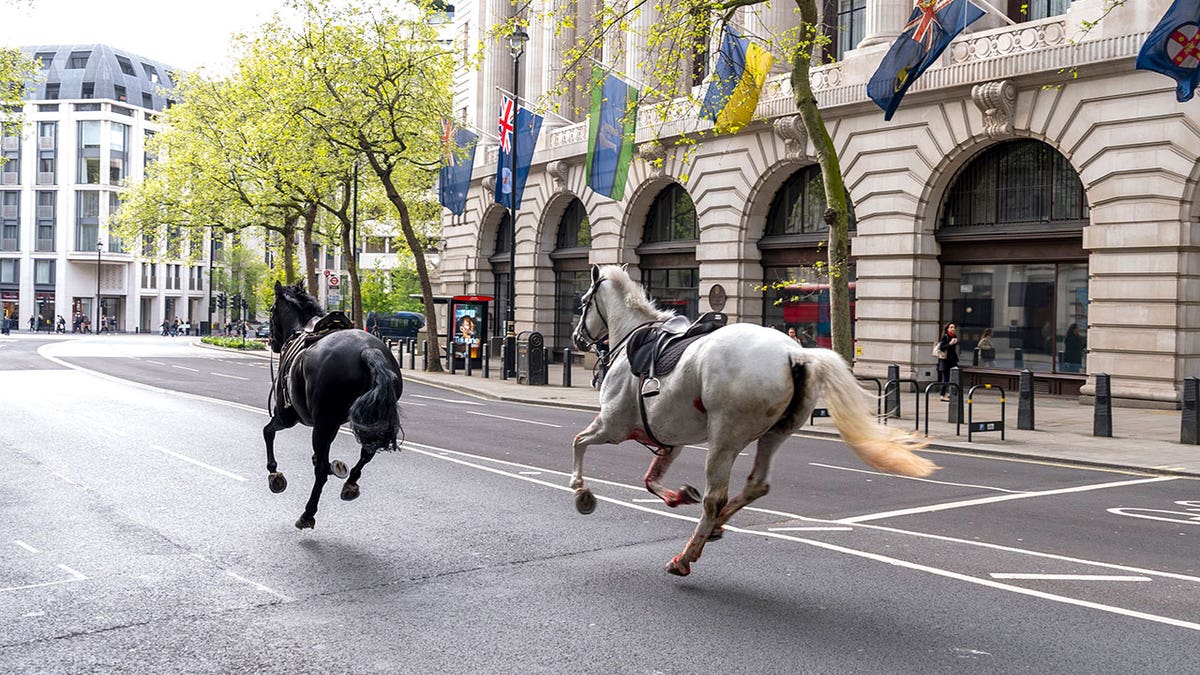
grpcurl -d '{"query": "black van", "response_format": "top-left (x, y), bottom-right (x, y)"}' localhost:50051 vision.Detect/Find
top-left (366, 311), bottom-right (425, 340)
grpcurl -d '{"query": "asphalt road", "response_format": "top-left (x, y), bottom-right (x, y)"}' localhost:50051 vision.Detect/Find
top-left (1, 334), bottom-right (1198, 673)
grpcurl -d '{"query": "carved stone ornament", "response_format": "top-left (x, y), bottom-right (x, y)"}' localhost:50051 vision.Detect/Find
top-left (638, 142), bottom-right (667, 177)
top-left (482, 175), bottom-right (496, 192)
top-left (772, 115), bottom-right (808, 160)
top-left (971, 80), bottom-right (1017, 139)
top-left (546, 160), bottom-right (570, 191)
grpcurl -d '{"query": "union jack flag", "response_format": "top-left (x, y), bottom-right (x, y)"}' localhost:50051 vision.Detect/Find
top-left (497, 95), bottom-right (516, 154)
top-left (441, 119), bottom-right (458, 166)
top-left (904, 0), bottom-right (957, 50)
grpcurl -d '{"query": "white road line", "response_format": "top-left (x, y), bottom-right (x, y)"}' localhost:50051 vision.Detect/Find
top-left (411, 393), bottom-right (484, 406)
top-left (838, 475), bottom-right (1178, 524)
top-left (0, 565), bottom-right (88, 593)
top-left (12, 540), bottom-right (39, 553)
top-left (632, 498), bottom-right (663, 503)
top-left (990, 573), bottom-right (1152, 582)
top-left (145, 360), bottom-right (166, 366)
top-left (211, 372), bottom-right (249, 381)
top-left (518, 471), bottom-right (542, 475)
top-left (808, 462), bottom-right (1029, 494)
top-left (465, 410), bottom-right (561, 427)
top-left (404, 401), bottom-right (428, 407)
top-left (768, 526), bottom-right (854, 532)
top-left (224, 570), bottom-right (294, 602)
top-left (151, 445), bottom-right (247, 481)
top-left (171, 365), bottom-right (199, 372)
top-left (57, 564), bottom-right (87, 580)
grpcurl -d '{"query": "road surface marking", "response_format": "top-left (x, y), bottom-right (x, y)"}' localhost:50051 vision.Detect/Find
top-left (518, 471), bottom-right (542, 476)
top-left (171, 365), bottom-right (199, 372)
top-left (224, 570), bottom-right (294, 602)
top-left (0, 564), bottom-right (87, 594)
top-left (465, 410), bottom-right (561, 427)
top-left (990, 573), bottom-right (1152, 581)
top-left (12, 540), bottom-right (39, 553)
top-left (145, 360), bottom-right (166, 366)
top-left (768, 526), bottom-right (854, 532)
top-left (808, 462), bottom-right (1029, 494)
top-left (632, 498), bottom-right (662, 503)
top-left (152, 445), bottom-right (247, 481)
top-left (211, 372), bottom-right (249, 381)
top-left (838, 475), bottom-right (1177, 524)
top-left (403, 401), bottom-right (428, 407)
top-left (411, 393), bottom-right (484, 406)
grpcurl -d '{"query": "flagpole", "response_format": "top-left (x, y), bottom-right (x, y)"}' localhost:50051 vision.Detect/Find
top-left (971, 0), bottom-right (1016, 25)
top-left (583, 55), bottom-right (656, 95)
top-left (494, 86), bottom-right (575, 124)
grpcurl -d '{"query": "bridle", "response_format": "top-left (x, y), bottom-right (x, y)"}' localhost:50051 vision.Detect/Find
top-left (575, 278), bottom-right (608, 351)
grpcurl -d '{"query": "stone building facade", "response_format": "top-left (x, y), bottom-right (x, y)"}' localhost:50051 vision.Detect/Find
top-left (437, 0), bottom-right (1200, 406)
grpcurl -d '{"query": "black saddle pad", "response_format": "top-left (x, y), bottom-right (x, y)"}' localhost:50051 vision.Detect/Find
top-left (628, 313), bottom-right (728, 379)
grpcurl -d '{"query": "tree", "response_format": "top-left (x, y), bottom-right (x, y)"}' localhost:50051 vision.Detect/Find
top-left (528, 0), bottom-right (855, 361)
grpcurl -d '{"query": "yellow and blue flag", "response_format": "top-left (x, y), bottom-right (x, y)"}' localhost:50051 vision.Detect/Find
top-left (868, 0), bottom-right (984, 120)
top-left (1135, 0), bottom-right (1200, 102)
top-left (586, 66), bottom-right (639, 201)
top-left (438, 119), bottom-right (478, 216)
top-left (700, 26), bottom-right (774, 134)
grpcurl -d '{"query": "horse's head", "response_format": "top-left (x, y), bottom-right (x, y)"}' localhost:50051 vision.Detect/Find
top-left (269, 280), bottom-right (322, 353)
top-left (573, 265), bottom-right (609, 351)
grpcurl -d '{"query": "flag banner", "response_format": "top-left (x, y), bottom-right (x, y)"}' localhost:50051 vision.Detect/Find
top-left (438, 120), bottom-right (479, 216)
top-left (1135, 0), bottom-right (1200, 102)
top-left (700, 25), bottom-right (774, 134)
top-left (586, 66), bottom-right (639, 201)
top-left (495, 95), bottom-right (543, 210)
top-left (867, 0), bottom-right (985, 120)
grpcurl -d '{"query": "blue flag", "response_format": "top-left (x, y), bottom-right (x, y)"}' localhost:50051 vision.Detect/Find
top-left (495, 95), bottom-right (543, 210)
top-left (586, 66), bottom-right (638, 201)
top-left (868, 0), bottom-right (985, 120)
top-left (1135, 0), bottom-right (1200, 102)
top-left (438, 120), bottom-right (478, 216)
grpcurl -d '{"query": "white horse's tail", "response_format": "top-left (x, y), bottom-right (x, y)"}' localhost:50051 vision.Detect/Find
top-left (807, 350), bottom-right (938, 478)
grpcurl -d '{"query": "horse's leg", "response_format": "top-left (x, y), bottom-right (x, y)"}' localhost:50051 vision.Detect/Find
top-left (707, 430), bottom-right (788, 541)
top-left (643, 447), bottom-right (701, 507)
top-left (340, 447), bottom-right (376, 501)
top-left (571, 414), bottom-right (608, 515)
top-left (296, 423), bottom-right (338, 530)
top-left (262, 413), bottom-right (297, 494)
top-left (665, 444), bottom-right (739, 576)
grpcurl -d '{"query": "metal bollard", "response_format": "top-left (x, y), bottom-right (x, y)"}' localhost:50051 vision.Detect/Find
top-left (563, 347), bottom-right (572, 387)
top-left (408, 340), bottom-right (416, 370)
top-left (465, 348), bottom-right (473, 377)
top-left (886, 364), bottom-right (901, 418)
top-left (972, 347), bottom-right (980, 367)
top-left (482, 343), bottom-right (490, 379)
top-left (1014, 347), bottom-right (1024, 369)
top-left (500, 343), bottom-right (508, 381)
top-left (948, 366), bottom-right (963, 424)
top-left (422, 340), bottom-right (428, 371)
top-left (1094, 372), bottom-right (1113, 437)
top-left (1017, 369), bottom-right (1035, 430)
top-left (1183, 377), bottom-right (1200, 444)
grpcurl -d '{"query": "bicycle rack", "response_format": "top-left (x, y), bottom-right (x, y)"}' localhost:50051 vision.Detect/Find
top-left (967, 384), bottom-right (1006, 442)
top-left (922, 382), bottom-right (963, 437)
top-left (883, 378), bottom-right (921, 430)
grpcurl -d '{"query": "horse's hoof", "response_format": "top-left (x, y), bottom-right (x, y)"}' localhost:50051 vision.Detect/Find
top-left (707, 526), bottom-right (725, 541)
top-left (341, 483), bottom-right (360, 501)
top-left (268, 472), bottom-right (288, 494)
top-left (574, 488), bottom-right (597, 515)
top-left (665, 556), bottom-right (691, 576)
top-left (680, 484), bottom-right (702, 505)
top-left (295, 514), bottom-right (316, 529)
top-left (330, 460), bottom-right (349, 479)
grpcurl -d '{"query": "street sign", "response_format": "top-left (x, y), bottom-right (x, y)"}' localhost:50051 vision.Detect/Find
top-left (328, 293), bottom-right (341, 304)
top-left (323, 269), bottom-right (331, 277)
top-left (329, 275), bottom-right (340, 287)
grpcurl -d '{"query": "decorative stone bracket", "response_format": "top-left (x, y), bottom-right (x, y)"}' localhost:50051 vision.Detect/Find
top-left (971, 80), bottom-right (1017, 139)
top-left (482, 175), bottom-right (496, 192)
top-left (546, 159), bottom-right (570, 191)
top-left (772, 115), bottom-right (808, 160)
top-left (637, 142), bottom-right (667, 177)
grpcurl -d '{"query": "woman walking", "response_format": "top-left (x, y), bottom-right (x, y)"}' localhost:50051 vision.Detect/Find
top-left (936, 322), bottom-right (959, 401)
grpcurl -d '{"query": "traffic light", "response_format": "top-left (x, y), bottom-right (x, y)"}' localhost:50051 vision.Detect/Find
top-left (241, 297), bottom-right (249, 311)
top-left (217, 292), bottom-right (226, 309)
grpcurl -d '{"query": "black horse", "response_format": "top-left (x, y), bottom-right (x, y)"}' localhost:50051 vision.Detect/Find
top-left (265, 281), bottom-right (404, 529)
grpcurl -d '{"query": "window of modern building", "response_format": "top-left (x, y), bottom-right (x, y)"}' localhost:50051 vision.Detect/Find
top-left (81, 82), bottom-right (95, 99)
top-left (75, 190), bottom-right (100, 251)
top-left (142, 64), bottom-right (159, 83)
top-left (67, 51), bottom-right (90, 69)
top-left (116, 56), bottom-right (136, 76)
top-left (108, 193), bottom-right (124, 253)
top-left (1, 191), bottom-right (17, 251)
top-left (37, 121), bottom-right (56, 147)
top-left (937, 139), bottom-right (1088, 387)
top-left (35, 191), bottom-right (55, 252)
top-left (141, 262), bottom-right (157, 289)
top-left (141, 92), bottom-right (153, 109)
top-left (34, 259), bottom-right (54, 285)
top-left (489, 212), bottom-right (512, 339)
top-left (45, 82), bottom-right (59, 99)
top-left (1, 125), bottom-right (19, 185)
top-left (166, 226), bottom-right (181, 259)
top-left (639, 183), bottom-right (699, 318)
top-left (113, 84), bottom-right (127, 102)
top-left (0, 258), bottom-right (17, 284)
top-left (35, 52), bottom-right (55, 69)
top-left (552, 198), bottom-right (591, 351)
top-left (78, 120), bottom-right (101, 184)
top-left (365, 236), bottom-right (387, 253)
top-left (109, 122), bottom-right (129, 184)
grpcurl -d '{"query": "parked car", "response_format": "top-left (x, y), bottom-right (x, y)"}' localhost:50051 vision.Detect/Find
top-left (255, 323), bottom-right (271, 339)
top-left (365, 311), bottom-right (425, 341)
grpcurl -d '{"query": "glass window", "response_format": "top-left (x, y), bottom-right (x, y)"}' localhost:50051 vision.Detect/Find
top-left (35, 52), bottom-right (55, 69)
top-left (943, 140), bottom-right (1088, 229)
top-left (940, 263), bottom-right (1088, 373)
top-left (34, 260), bottom-right (54, 285)
top-left (643, 184), bottom-right (697, 244)
top-left (555, 199), bottom-right (591, 249)
top-left (765, 166), bottom-right (833, 236)
top-left (76, 190), bottom-right (100, 251)
top-left (835, 0), bottom-right (867, 59)
top-left (762, 265), bottom-right (856, 348)
top-left (642, 268), bottom-right (699, 319)
top-left (68, 52), bottom-right (90, 69)
top-left (1019, 0), bottom-right (1070, 21)
top-left (109, 122), bottom-right (128, 183)
top-left (116, 56), bottom-right (136, 76)
top-left (492, 271), bottom-right (510, 337)
top-left (365, 236), bottom-right (387, 253)
top-left (81, 82), bottom-right (94, 99)
top-left (554, 269), bottom-right (591, 351)
top-left (2, 191), bottom-right (18, 251)
top-left (45, 83), bottom-right (59, 99)
top-left (0, 258), bottom-right (16, 283)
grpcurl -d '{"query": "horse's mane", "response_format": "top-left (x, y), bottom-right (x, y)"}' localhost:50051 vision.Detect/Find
top-left (282, 281), bottom-right (324, 317)
top-left (597, 265), bottom-right (675, 320)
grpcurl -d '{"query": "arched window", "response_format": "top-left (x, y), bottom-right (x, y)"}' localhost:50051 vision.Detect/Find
top-left (488, 211), bottom-right (512, 339)
top-left (639, 183), bottom-right (698, 318)
top-left (943, 139), bottom-right (1088, 230)
top-left (643, 183), bottom-right (698, 243)
top-left (764, 165), bottom-right (856, 237)
top-left (552, 198), bottom-right (591, 352)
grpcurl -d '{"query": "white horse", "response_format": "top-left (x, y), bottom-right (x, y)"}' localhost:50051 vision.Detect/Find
top-left (570, 265), bottom-right (937, 576)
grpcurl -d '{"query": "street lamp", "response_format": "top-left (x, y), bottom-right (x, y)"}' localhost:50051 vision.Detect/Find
top-left (95, 240), bottom-right (102, 335)
top-left (505, 23), bottom-right (528, 378)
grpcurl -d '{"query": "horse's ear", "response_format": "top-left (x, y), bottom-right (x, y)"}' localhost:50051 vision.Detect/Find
top-left (274, 280), bottom-right (284, 293)
top-left (591, 265), bottom-right (601, 285)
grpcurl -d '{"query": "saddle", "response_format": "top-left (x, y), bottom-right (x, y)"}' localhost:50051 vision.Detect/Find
top-left (276, 311), bottom-right (356, 413)
top-left (628, 312), bottom-right (728, 397)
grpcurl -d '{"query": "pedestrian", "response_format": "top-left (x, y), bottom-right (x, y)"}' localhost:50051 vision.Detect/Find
top-left (977, 327), bottom-right (995, 367)
top-left (935, 321), bottom-right (959, 401)
top-left (1, 310), bottom-right (9, 335)
top-left (1063, 323), bottom-right (1085, 373)
top-left (82, 317), bottom-right (91, 333)
top-left (28, 315), bottom-right (35, 332)
top-left (160, 318), bottom-right (169, 336)
top-left (100, 314), bottom-right (108, 334)
top-left (787, 327), bottom-right (802, 344)
top-left (56, 315), bottom-right (66, 334)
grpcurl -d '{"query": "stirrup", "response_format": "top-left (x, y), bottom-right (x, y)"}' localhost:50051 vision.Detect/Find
top-left (641, 377), bottom-right (661, 398)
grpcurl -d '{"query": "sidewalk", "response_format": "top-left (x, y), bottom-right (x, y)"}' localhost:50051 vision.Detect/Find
top-left (394, 350), bottom-right (1200, 478)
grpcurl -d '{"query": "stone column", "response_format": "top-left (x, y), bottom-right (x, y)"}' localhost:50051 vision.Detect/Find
top-left (860, 0), bottom-right (911, 48)
top-left (745, 1), bottom-right (802, 74)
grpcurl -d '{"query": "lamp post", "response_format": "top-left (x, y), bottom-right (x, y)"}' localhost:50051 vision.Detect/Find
top-left (505, 23), bottom-right (528, 378)
top-left (207, 227), bottom-right (215, 336)
top-left (95, 240), bottom-right (102, 335)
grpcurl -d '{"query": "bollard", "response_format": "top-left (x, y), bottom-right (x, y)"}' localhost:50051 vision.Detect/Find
top-left (972, 347), bottom-right (980, 367)
top-left (948, 366), bottom-right (963, 424)
top-left (500, 343), bottom-right (508, 381)
top-left (448, 337), bottom-right (456, 374)
top-left (1183, 377), bottom-right (1200, 444)
top-left (1014, 347), bottom-right (1024, 369)
top-left (1094, 372), bottom-right (1113, 437)
top-left (465, 348), bottom-right (473, 377)
top-left (886, 364), bottom-right (901, 418)
top-left (408, 340), bottom-right (416, 370)
top-left (1017, 369), bottom-right (1035, 430)
top-left (422, 340), bottom-right (428, 371)
top-left (563, 347), bottom-right (572, 387)
top-left (482, 343), bottom-right (490, 379)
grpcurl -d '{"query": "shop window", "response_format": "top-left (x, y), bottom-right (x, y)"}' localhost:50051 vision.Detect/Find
top-left (643, 184), bottom-right (697, 243)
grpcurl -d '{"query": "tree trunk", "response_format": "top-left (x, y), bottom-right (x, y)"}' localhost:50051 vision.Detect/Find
top-left (791, 3), bottom-right (854, 364)
top-left (302, 203), bottom-right (319, 295)
top-left (280, 215), bottom-right (297, 284)
top-left (338, 215), bottom-right (363, 328)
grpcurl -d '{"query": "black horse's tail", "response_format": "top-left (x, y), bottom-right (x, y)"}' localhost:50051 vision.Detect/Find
top-left (349, 348), bottom-right (403, 452)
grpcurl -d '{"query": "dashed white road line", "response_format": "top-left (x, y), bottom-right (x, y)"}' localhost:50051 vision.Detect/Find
top-left (12, 540), bottom-right (40, 553)
top-left (211, 372), bottom-right (249, 381)
top-left (465, 410), bottom-right (561, 427)
top-left (151, 445), bottom-right (247, 481)
top-left (411, 393), bottom-right (484, 406)
top-left (990, 573), bottom-right (1152, 582)
top-left (0, 564), bottom-right (87, 593)
top-left (768, 526), bottom-right (854, 532)
top-left (171, 365), bottom-right (199, 372)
